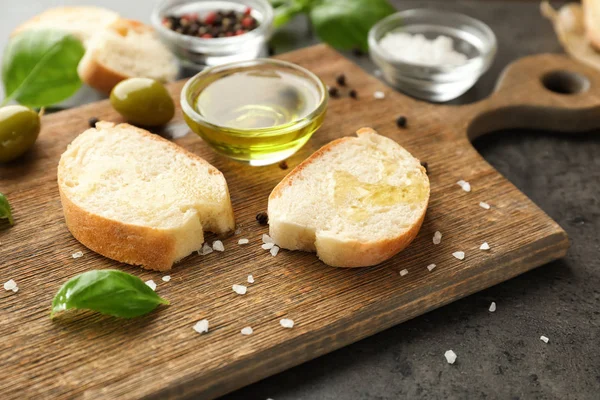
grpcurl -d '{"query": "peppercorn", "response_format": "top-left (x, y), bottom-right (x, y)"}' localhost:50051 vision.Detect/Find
top-left (352, 47), bottom-right (365, 57)
top-left (396, 116), bottom-right (407, 128)
top-left (349, 89), bottom-right (357, 99)
top-left (336, 74), bottom-right (346, 86)
top-left (88, 117), bottom-right (99, 128)
top-left (256, 212), bottom-right (268, 225)
top-left (165, 9), bottom-right (259, 38)
top-left (420, 161), bottom-right (428, 173)
top-left (278, 160), bottom-right (288, 170)
top-left (328, 86), bottom-right (339, 98)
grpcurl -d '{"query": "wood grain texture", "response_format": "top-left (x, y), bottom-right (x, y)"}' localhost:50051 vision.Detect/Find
top-left (2, 44), bottom-right (599, 399)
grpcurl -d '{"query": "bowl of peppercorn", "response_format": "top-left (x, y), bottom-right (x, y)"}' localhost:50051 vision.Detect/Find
top-left (151, 0), bottom-right (273, 69)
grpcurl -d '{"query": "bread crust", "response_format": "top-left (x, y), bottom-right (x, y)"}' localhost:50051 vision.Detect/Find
top-left (59, 188), bottom-right (176, 271)
top-left (77, 50), bottom-right (128, 94)
top-left (268, 127), bottom-right (429, 268)
top-left (583, 0), bottom-right (600, 50)
top-left (58, 122), bottom-right (235, 271)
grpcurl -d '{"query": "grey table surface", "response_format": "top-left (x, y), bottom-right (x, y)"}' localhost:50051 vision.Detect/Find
top-left (2, 1), bottom-right (599, 399)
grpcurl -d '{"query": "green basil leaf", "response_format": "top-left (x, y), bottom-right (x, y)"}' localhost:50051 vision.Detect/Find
top-left (51, 270), bottom-right (169, 319)
top-left (2, 29), bottom-right (85, 108)
top-left (309, 0), bottom-right (395, 51)
top-left (0, 193), bottom-right (14, 226)
top-left (274, 3), bottom-right (305, 27)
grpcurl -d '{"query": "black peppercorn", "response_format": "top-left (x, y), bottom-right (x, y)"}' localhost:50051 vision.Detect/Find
top-left (336, 74), bottom-right (346, 86)
top-left (420, 161), bottom-right (428, 173)
top-left (351, 47), bottom-right (364, 57)
top-left (88, 117), bottom-right (99, 128)
top-left (278, 160), bottom-right (288, 170)
top-left (328, 86), bottom-right (339, 98)
top-left (349, 89), bottom-right (357, 99)
top-left (396, 116), bottom-right (407, 128)
top-left (256, 212), bottom-right (268, 225)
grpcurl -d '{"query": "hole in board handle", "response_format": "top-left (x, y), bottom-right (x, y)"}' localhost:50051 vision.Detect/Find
top-left (541, 70), bottom-right (590, 95)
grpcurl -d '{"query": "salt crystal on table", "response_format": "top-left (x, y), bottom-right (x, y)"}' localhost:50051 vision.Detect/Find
top-left (241, 326), bottom-right (253, 335)
top-left (489, 302), bottom-right (496, 312)
top-left (540, 335), bottom-right (549, 343)
top-left (238, 238), bottom-right (249, 245)
top-left (247, 275), bottom-right (254, 284)
top-left (280, 318), bottom-right (294, 328)
top-left (261, 242), bottom-right (274, 250)
top-left (457, 180), bottom-right (471, 192)
top-left (480, 242), bottom-right (490, 251)
top-left (399, 269), bottom-right (408, 276)
top-left (212, 240), bottom-right (225, 252)
top-left (270, 246), bottom-right (280, 256)
top-left (145, 280), bottom-right (157, 291)
top-left (427, 264), bottom-right (436, 272)
top-left (162, 275), bottom-right (171, 282)
top-left (453, 251), bottom-right (465, 260)
top-left (479, 202), bottom-right (491, 210)
top-left (72, 251), bottom-right (83, 259)
top-left (433, 231), bottom-right (442, 245)
top-left (373, 91), bottom-right (385, 99)
top-left (199, 243), bottom-right (213, 255)
top-left (193, 319), bottom-right (209, 334)
top-left (232, 284), bottom-right (247, 295)
top-left (3, 279), bottom-right (17, 291)
top-left (262, 234), bottom-right (274, 244)
top-left (444, 350), bottom-right (457, 364)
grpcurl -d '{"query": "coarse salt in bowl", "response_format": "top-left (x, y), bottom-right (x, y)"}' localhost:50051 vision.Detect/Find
top-left (368, 9), bottom-right (497, 102)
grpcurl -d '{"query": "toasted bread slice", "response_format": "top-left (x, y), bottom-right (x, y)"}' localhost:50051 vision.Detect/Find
top-left (583, 0), bottom-right (600, 50)
top-left (58, 122), bottom-right (235, 271)
top-left (11, 6), bottom-right (119, 46)
top-left (77, 19), bottom-right (178, 94)
top-left (268, 128), bottom-right (430, 267)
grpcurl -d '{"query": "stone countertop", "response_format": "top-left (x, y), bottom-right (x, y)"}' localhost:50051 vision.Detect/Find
top-left (2, 1), bottom-right (598, 399)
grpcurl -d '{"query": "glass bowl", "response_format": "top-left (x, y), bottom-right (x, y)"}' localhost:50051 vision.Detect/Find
top-left (181, 59), bottom-right (328, 166)
top-left (368, 9), bottom-right (497, 102)
top-left (151, 0), bottom-right (273, 69)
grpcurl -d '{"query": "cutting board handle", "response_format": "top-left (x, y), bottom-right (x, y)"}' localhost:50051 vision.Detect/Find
top-left (457, 54), bottom-right (600, 140)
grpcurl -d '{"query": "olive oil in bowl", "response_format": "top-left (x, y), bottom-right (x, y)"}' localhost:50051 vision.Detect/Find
top-left (181, 59), bottom-right (328, 165)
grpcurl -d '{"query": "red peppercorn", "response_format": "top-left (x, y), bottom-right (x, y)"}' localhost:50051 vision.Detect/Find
top-left (201, 33), bottom-right (213, 39)
top-left (205, 12), bottom-right (217, 25)
top-left (244, 7), bottom-right (252, 16)
top-left (241, 17), bottom-right (253, 28)
top-left (235, 29), bottom-right (245, 36)
top-left (183, 13), bottom-right (198, 21)
top-left (162, 17), bottom-right (169, 25)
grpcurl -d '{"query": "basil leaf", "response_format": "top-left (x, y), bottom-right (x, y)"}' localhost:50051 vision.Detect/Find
top-left (0, 193), bottom-right (14, 226)
top-left (2, 29), bottom-right (85, 108)
top-left (274, 3), bottom-right (306, 27)
top-left (270, 0), bottom-right (312, 27)
top-left (309, 0), bottom-right (395, 51)
top-left (51, 270), bottom-right (169, 319)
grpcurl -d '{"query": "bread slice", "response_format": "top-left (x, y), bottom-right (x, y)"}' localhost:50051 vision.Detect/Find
top-left (77, 19), bottom-right (178, 94)
top-left (268, 128), bottom-right (430, 267)
top-left (583, 0), bottom-right (600, 50)
top-left (11, 6), bottom-right (119, 46)
top-left (58, 122), bottom-right (235, 271)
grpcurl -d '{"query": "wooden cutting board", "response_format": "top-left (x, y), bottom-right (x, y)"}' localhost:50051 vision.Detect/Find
top-left (2, 44), bottom-right (599, 399)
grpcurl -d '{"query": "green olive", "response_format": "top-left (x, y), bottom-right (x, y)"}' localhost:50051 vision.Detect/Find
top-left (110, 78), bottom-right (175, 126)
top-left (0, 105), bottom-right (41, 163)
